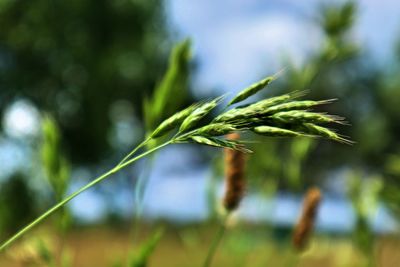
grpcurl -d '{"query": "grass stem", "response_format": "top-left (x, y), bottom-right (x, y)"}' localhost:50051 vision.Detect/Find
top-left (0, 140), bottom-right (172, 252)
top-left (202, 213), bottom-right (230, 267)
top-left (117, 137), bottom-right (151, 167)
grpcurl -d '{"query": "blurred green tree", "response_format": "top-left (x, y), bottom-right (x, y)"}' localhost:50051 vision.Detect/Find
top-left (0, 173), bottom-right (36, 238)
top-left (381, 38), bottom-right (400, 219)
top-left (0, 0), bottom-right (168, 162)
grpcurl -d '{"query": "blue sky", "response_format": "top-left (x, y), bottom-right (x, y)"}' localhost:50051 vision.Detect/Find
top-left (167, 0), bottom-right (400, 96)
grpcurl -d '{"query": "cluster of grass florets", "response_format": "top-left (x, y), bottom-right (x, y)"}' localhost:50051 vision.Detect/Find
top-left (148, 74), bottom-right (352, 152)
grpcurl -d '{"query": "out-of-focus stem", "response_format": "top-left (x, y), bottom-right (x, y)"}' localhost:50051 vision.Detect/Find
top-left (202, 213), bottom-right (230, 267)
top-left (0, 140), bottom-right (172, 252)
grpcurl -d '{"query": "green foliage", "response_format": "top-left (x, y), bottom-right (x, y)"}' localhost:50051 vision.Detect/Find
top-left (41, 115), bottom-right (70, 201)
top-left (0, 0), bottom-right (166, 162)
top-left (2, 0), bottom-right (400, 265)
top-left (144, 39), bottom-right (192, 132)
top-left (35, 239), bottom-right (55, 267)
top-left (346, 170), bottom-right (383, 255)
top-left (318, 1), bottom-right (358, 64)
top-left (206, 156), bottom-right (224, 220)
top-left (0, 173), bottom-right (36, 237)
top-left (40, 115), bottom-right (73, 266)
top-left (382, 154), bottom-right (400, 218)
top-left (322, 1), bottom-right (355, 38)
top-left (41, 115), bottom-right (72, 233)
top-left (128, 228), bottom-right (164, 267)
top-left (0, 73), bottom-right (350, 252)
top-left (246, 0), bottom-right (359, 194)
top-left (118, 40), bottom-right (193, 164)
top-left (284, 138), bottom-right (315, 190)
top-left (287, 1), bottom-right (358, 91)
top-left (246, 139), bottom-right (281, 195)
top-left (127, 40), bottom-right (192, 234)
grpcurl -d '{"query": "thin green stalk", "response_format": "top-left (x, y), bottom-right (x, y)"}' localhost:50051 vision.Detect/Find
top-left (117, 137), bottom-right (151, 167)
top-left (0, 140), bottom-right (172, 252)
top-left (367, 252), bottom-right (375, 267)
top-left (202, 213), bottom-right (230, 267)
top-left (286, 250), bottom-right (299, 267)
top-left (134, 155), bottom-right (156, 215)
top-left (130, 154), bottom-right (156, 243)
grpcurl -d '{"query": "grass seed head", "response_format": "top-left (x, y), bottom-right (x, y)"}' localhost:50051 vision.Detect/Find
top-left (214, 94), bottom-right (292, 123)
top-left (300, 123), bottom-right (353, 144)
top-left (151, 104), bottom-right (198, 138)
top-left (270, 110), bottom-right (345, 125)
top-left (179, 97), bottom-right (222, 132)
top-left (190, 136), bottom-right (226, 148)
top-left (292, 187), bottom-right (322, 251)
top-left (189, 135), bottom-right (251, 153)
top-left (214, 91), bottom-right (309, 123)
top-left (223, 133), bottom-right (247, 212)
top-left (195, 123), bottom-right (237, 136)
top-left (252, 126), bottom-right (304, 137)
top-left (262, 99), bottom-right (337, 114)
top-left (228, 75), bottom-right (275, 106)
top-left (248, 93), bottom-right (292, 110)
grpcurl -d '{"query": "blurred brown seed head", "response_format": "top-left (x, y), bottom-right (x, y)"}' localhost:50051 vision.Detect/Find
top-left (223, 133), bottom-right (246, 212)
top-left (292, 187), bottom-right (322, 251)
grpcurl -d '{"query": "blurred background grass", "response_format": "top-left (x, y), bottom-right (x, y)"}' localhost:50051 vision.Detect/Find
top-left (1, 0), bottom-right (400, 266)
top-left (1, 224), bottom-right (400, 267)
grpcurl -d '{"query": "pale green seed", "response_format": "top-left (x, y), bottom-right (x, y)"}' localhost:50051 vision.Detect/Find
top-left (301, 123), bottom-right (353, 144)
top-left (195, 123), bottom-right (237, 136)
top-left (214, 94), bottom-right (292, 122)
top-left (262, 99), bottom-right (336, 114)
top-left (252, 126), bottom-right (303, 137)
top-left (228, 75), bottom-right (275, 106)
top-left (190, 136), bottom-right (251, 153)
top-left (191, 136), bottom-right (226, 148)
top-left (151, 104), bottom-right (198, 138)
top-left (247, 94), bottom-right (292, 110)
top-left (270, 111), bottom-right (343, 124)
top-left (179, 97), bottom-right (222, 132)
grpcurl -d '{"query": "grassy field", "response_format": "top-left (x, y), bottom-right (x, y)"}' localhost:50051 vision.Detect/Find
top-left (1, 223), bottom-right (399, 267)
